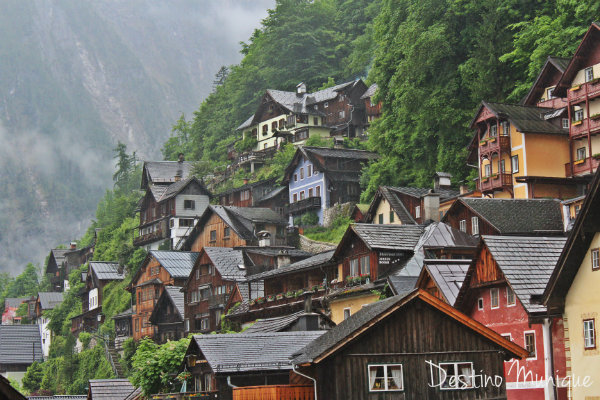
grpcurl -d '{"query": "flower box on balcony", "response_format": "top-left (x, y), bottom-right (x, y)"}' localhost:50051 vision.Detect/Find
top-left (591, 113), bottom-right (600, 121)
top-left (575, 159), bottom-right (586, 165)
top-left (488, 137), bottom-right (496, 143)
top-left (256, 297), bottom-right (265, 304)
top-left (482, 177), bottom-right (489, 182)
top-left (570, 85), bottom-right (581, 91)
top-left (590, 78), bottom-right (600, 85)
top-left (593, 153), bottom-right (600, 160)
top-left (479, 140), bottom-right (487, 146)
top-left (490, 174), bottom-right (498, 179)
top-left (267, 295), bottom-right (275, 302)
top-left (275, 294), bottom-right (284, 300)
top-left (572, 120), bottom-right (583, 126)
top-left (285, 291), bottom-right (295, 299)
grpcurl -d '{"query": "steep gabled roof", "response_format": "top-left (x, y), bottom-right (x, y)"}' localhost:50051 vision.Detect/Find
top-left (544, 166), bottom-right (600, 312)
top-left (360, 83), bottom-right (378, 99)
top-left (420, 222), bottom-right (478, 250)
top-left (521, 56), bottom-right (571, 105)
top-left (141, 160), bottom-right (192, 188)
top-left (46, 248), bottom-right (69, 274)
top-left (471, 101), bottom-right (568, 135)
top-left (203, 247), bottom-right (246, 280)
top-left (247, 250), bottom-right (335, 281)
top-left (3, 297), bottom-right (28, 309)
top-left (150, 286), bottom-right (185, 323)
top-left (388, 186), bottom-right (459, 202)
top-left (89, 262), bottom-right (124, 282)
top-left (189, 331), bottom-right (325, 373)
top-left (365, 186), bottom-right (415, 224)
top-left (445, 198), bottom-right (565, 234)
top-left (88, 379), bottom-right (136, 400)
top-left (157, 176), bottom-right (211, 202)
top-left (37, 292), bottom-right (64, 310)
top-left (334, 224), bottom-right (425, 258)
top-left (150, 250), bottom-right (198, 279)
top-left (243, 311), bottom-right (307, 333)
top-left (0, 325), bottom-right (43, 364)
top-left (417, 259), bottom-right (470, 305)
top-left (293, 289), bottom-right (528, 365)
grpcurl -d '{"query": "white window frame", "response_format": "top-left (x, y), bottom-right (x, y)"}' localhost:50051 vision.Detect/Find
top-left (459, 220), bottom-right (466, 233)
top-left (184, 199), bottom-right (196, 210)
top-left (501, 333), bottom-right (512, 341)
top-left (511, 155), bottom-right (519, 173)
top-left (350, 258), bottom-right (359, 276)
top-left (471, 217), bottom-right (479, 235)
top-left (490, 288), bottom-right (499, 309)
top-left (324, 102), bottom-right (329, 108)
top-left (489, 124), bottom-right (497, 137)
top-left (574, 108), bottom-right (584, 122)
top-left (524, 330), bottom-right (537, 360)
top-left (585, 67), bottom-right (594, 82)
top-left (484, 163), bottom-right (491, 177)
top-left (577, 147), bottom-right (586, 161)
top-left (368, 364), bottom-right (404, 392)
top-left (343, 308), bottom-right (351, 320)
top-left (415, 206), bottom-right (421, 219)
top-left (584, 319), bottom-right (596, 349)
top-left (477, 298), bottom-right (484, 310)
top-left (506, 287), bottom-right (516, 307)
top-left (592, 249), bottom-right (600, 271)
top-left (502, 121), bottom-right (510, 136)
top-left (437, 362), bottom-right (474, 390)
top-left (562, 118), bottom-right (569, 129)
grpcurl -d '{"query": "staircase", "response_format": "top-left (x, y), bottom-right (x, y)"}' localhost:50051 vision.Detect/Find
top-left (107, 341), bottom-right (124, 378)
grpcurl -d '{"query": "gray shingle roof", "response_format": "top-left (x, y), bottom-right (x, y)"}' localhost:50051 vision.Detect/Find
top-left (204, 247), bottom-right (246, 280)
top-left (387, 276), bottom-right (418, 296)
top-left (248, 250), bottom-right (335, 281)
top-left (360, 83), bottom-right (378, 99)
top-left (0, 325), bottom-right (43, 364)
top-left (88, 379), bottom-right (136, 400)
top-left (192, 331), bottom-right (325, 373)
top-left (156, 176), bottom-right (210, 202)
top-left (38, 292), bottom-right (64, 310)
top-left (351, 224), bottom-right (426, 251)
top-left (458, 198), bottom-right (565, 234)
top-left (421, 222), bottom-right (478, 249)
top-left (388, 186), bottom-right (459, 202)
top-left (28, 396), bottom-right (87, 400)
top-left (150, 250), bottom-right (199, 279)
top-left (242, 247), bottom-right (312, 258)
top-left (378, 186), bottom-right (415, 224)
top-left (148, 184), bottom-right (168, 201)
top-left (243, 311), bottom-right (305, 333)
top-left (423, 260), bottom-right (470, 305)
top-left (163, 286), bottom-right (185, 318)
top-left (143, 161), bottom-right (192, 185)
top-left (112, 307), bottom-right (134, 320)
top-left (90, 262), bottom-right (124, 281)
top-left (303, 146), bottom-right (379, 161)
top-left (483, 236), bottom-right (567, 313)
top-left (483, 102), bottom-right (568, 135)
top-left (226, 206), bottom-right (288, 225)
top-left (4, 297), bottom-right (28, 309)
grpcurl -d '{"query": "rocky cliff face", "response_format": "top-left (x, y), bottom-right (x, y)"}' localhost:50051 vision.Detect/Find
top-left (0, 0), bottom-right (272, 273)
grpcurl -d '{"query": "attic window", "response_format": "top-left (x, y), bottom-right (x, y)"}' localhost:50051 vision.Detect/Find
top-left (586, 67), bottom-right (594, 82)
top-left (592, 249), bottom-right (599, 271)
top-left (184, 200), bottom-right (196, 210)
top-left (547, 87), bottom-right (555, 99)
top-left (368, 364), bottom-right (403, 392)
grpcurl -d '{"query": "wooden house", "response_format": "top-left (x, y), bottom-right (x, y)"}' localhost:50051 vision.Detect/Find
top-left (71, 262), bottom-right (124, 336)
top-left (181, 331), bottom-right (324, 400)
top-left (553, 23), bottom-right (600, 180)
top-left (182, 205), bottom-right (289, 251)
top-left (293, 289), bottom-right (528, 399)
top-left (350, 203), bottom-right (369, 222)
top-left (216, 178), bottom-right (287, 217)
top-left (455, 236), bottom-right (568, 400)
top-left (419, 221), bottom-right (478, 259)
top-left (182, 247), bottom-right (248, 334)
top-left (442, 197), bottom-right (565, 236)
top-left (543, 167), bottom-right (600, 398)
top-left (128, 250), bottom-right (198, 341)
top-left (283, 146), bottom-right (378, 225)
top-left (360, 83), bottom-right (381, 126)
top-left (522, 56), bottom-right (570, 108)
top-left (0, 374), bottom-right (27, 400)
top-left (113, 308), bottom-right (133, 350)
top-left (135, 173), bottom-right (211, 251)
top-left (0, 325), bottom-right (43, 384)
top-left (1, 298), bottom-right (27, 325)
top-left (416, 259), bottom-right (471, 305)
top-left (149, 286), bottom-right (185, 343)
top-left (27, 292), bottom-right (63, 359)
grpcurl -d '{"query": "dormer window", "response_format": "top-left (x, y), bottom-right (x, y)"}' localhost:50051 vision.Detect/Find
top-left (586, 67), bottom-right (594, 82)
top-left (184, 200), bottom-right (195, 210)
top-left (546, 87), bottom-right (555, 99)
top-left (562, 118), bottom-right (569, 129)
top-left (501, 121), bottom-right (510, 136)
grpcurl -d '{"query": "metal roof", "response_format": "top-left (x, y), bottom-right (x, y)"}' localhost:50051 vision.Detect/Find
top-left (88, 379), bottom-right (136, 400)
top-left (142, 161), bottom-right (192, 185)
top-left (248, 250), bottom-right (335, 281)
top-left (243, 311), bottom-right (305, 333)
top-left (150, 250), bottom-right (199, 279)
top-left (90, 262), bottom-right (124, 281)
top-left (164, 286), bottom-right (185, 318)
top-left (28, 396), bottom-right (87, 400)
top-left (351, 224), bottom-right (426, 251)
top-left (4, 297), bottom-right (28, 309)
top-left (483, 235), bottom-right (567, 314)
top-left (421, 222), bottom-right (478, 249)
top-left (204, 247), bottom-right (246, 280)
top-left (387, 186), bottom-right (459, 201)
top-left (387, 276), bottom-right (418, 296)
top-left (360, 83), bottom-right (378, 99)
top-left (37, 292), bottom-right (64, 310)
top-left (191, 331), bottom-right (325, 373)
top-left (423, 260), bottom-right (471, 305)
top-left (0, 325), bottom-right (43, 364)
top-left (482, 102), bottom-right (568, 135)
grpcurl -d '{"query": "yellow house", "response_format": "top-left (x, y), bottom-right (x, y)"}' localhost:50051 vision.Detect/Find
top-left (544, 169), bottom-right (600, 398)
top-left (467, 101), bottom-right (579, 199)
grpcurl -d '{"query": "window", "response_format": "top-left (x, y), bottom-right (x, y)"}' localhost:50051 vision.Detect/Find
top-left (525, 332), bottom-right (536, 358)
top-left (262, 125), bottom-right (268, 134)
top-left (437, 362), bottom-right (474, 390)
top-left (307, 165), bottom-right (312, 176)
top-left (293, 193), bottom-right (298, 202)
top-left (300, 168), bottom-right (304, 179)
top-left (415, 206), bottom-right (421, 219)
top-left (489, 124), bottom-right (497, 137)
top-left (210, 230), bottom-right (217, 242)
top-left (368, 364), bottom-right (403, 392)
top-left (308, 188), bottom-right (313, 197)
top-left (378, 214), bottom-right (384, 224)
top-left (574, 109), bottom-right (584, 122)
top-left (592, 249), bottom-right (600, 270)
top-left (150, 266), bottom-right (160, 276)
top-left (577, 147), bottom-right (586, 161)
top-left (502, 121), bottom-right (510, 136)
top-left (339, 110), bottom-right (345, 118)
top-left (343, 308), bottom-right (351, 320)
top-left (586, 67), bottom-right (594, 82)
top-left (471, 217), bottom-right (479, 235)
top-left (562, 118), bottom-right (569, 129)
top-left (196, 269), bottom-right (200, 280)
top-left (180, 218), bottom-right (194, 227)
top-left (224, 227), bottom-right (230, 238)
top-left (272, 121), bottom-right (278, 131)
top-left (264, 143), bottom-right (268, 149)
top-left (300, 191), bottom-right (305, 200)
top-left (313, 117), bottom-right (318, 125)
top-left (184, 200), bottom-right (196, 210)
top-left (279, 119), bottom-right (285, 128)
top-left (324, 102), bottom-right (329, 108)
top-left (199, 286), bottom-right (211, 300)
top-left (506, 287), bottom-right (516, 306)
top-left (490, 288), bottom-right (499, 309)
top-left (350, 258), bottom-right (359, 276)
top-left (484, 163), bottom-right (491, 177)
top-left (361, 255), bottom-right (370, 275)
top-left (499, 159), bottom-right (505, 173)
top-left (501, 333), bottom-right (512, 341)
top-left (547, 87), bottom-right (555, 99)
top-left (389, 211), bottom-right (395, 223)
top-left (478, 298), bottom-right (484, 310)
top-left (511, 155), bottom-right (519, 173)
top-left (241, 190), bottom-right (250, 201)
top-left (135, 318), bottom-right (140, 332)
top-left (294, 174), bottom-right (298, 182)
top-left (185, 319), bottom-right (190, 332)
top-left (316, 186), bottom-right (321, 197)
top-left (201, 318), bottom-right (210, 331)
top-left (584, 319), bottom-right (596, 349)
top-left (295, 129), bottom-right (309, 141)
top-left (459, 220), bottom-right (466, 233)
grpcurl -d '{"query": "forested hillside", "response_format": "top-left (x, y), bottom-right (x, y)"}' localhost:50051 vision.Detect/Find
top-left (164, 0), bottom-right (600, 200)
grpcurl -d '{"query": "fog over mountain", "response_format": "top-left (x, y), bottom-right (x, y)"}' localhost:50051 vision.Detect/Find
top-left (0, 0), bottom-right (273, 273)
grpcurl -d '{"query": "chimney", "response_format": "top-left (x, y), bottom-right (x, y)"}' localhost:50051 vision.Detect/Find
top-left (434, 172), bottom-right (452, 190)
top-left (423, 190), bottom-right (441, 222)
top-left (303, 290), bottom-right (314, 313)
top-left (277, 250), bottom-right (291, 268)
top-left (178, 153), bottom-right (185, 163)
top-left (243, 178), bottom-right (249, 185)
top-left (70, 242), bottom-right (77, 250)
top-left (459, 185), bottom-right (470, 195)
top-left (257, 231), bottom-right (271, 247)
top-left (296, 82), bottom-right (307, 95)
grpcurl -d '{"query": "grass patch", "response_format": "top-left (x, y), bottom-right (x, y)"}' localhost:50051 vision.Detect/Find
top-left (302, 215), bottom-right (352, 244)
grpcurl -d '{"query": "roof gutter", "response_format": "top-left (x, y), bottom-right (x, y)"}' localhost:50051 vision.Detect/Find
top-left (292, 364), bottom-right (317, 400)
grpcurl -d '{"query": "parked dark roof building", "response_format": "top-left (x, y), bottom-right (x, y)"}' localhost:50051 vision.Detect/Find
top-left (471, 102), bottom-right (568, 135)
top-left (336, 224), bottom-right (425, 254)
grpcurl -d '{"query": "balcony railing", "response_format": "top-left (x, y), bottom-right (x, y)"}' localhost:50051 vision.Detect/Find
top-left (478, 173), bottom-right (512, 193)
top-left (233, 385), bottom-right (313, 400)
top-left (133, 229), bottom-right (168, 246)
top-left (208, 293), bottom-right (229, 309)
top-left (238, 149), bottom-right (277, 165)
top-left (288, 197), bottom-right (321, 214)
top-left (568, 79), bottom-right (600, 104)
top-left (479, 135), bottom-right (510, 155)
top-left (151, 391), bottom-right (218, 400)
top-left (565, 156), bottom-right (600, 177)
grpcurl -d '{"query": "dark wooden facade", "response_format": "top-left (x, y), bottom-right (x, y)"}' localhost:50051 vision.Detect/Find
top-left (150, 290), bottom-right (185, 343)
top-left (299, 293), bottom-right (525, 399)
top-left (190, 212), bottom-right (248, 251)
top-left (442, 202), bottom-right (498, 236)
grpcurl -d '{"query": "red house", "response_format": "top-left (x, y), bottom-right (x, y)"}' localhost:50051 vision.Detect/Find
top-left (455, 236), bottom-right (568, 400)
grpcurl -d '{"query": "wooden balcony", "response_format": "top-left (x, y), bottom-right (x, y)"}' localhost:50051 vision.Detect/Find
top-left (208, 293), bottom-right (229, 309)
top-left (479, 135), bottom-right (510, 156)
top-left (151, 391), bottom-right (218, 400)
top-left (249, 289), bottom-right (326, 311)
top-left (478, 173), bottom-right (512, 193)
top-left (288, 197), bottom-right (321, 214)
top-left (238, 149), bottom-right (276, 165)
top-left (565, 156), bottom-right (600, 177)
top-left (233, 384), bottom-right (313, 400)
top-left (133, 228), bottom-right (168, 246)
top-left (567, 79), bottom-right (600, 104)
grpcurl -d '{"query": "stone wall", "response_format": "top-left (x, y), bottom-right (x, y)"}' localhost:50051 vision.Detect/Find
top-left (323, 202), bottom-right (355, 227)
top-left (299, 235), bottom-right (337, 254)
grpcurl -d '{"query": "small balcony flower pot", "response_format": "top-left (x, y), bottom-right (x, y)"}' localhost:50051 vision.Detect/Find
top-left (479, 140), bottom-right (487, 146)
top-left (575, 159), bottom-right (586, 165)
top-left (276, 294), bottom-right (284, 300)
top-left (572, 120), bottom-right (583, 126)
top-left (591, 114), bottom-right (600, 121)
top-left (593, 153), bottom-right (600, 160)
top-left (285, 291), bottom-right (294, 299)
top-left (256, 297), bottom-right (265, 304)
top-left (570, 85), bottom-right (581, 91)
top-left (488, 137), bottom-right (496, 143)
